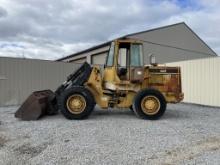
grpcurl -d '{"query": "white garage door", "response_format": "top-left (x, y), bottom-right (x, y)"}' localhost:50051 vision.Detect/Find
top-left (91, 52), bottom-right (107, 65)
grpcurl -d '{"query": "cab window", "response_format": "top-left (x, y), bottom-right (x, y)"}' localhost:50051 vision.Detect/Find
top-left (106, 42), bottom-right (115, 66)
top-left (118, 48), bottom-right (127, 67)
top-left (118, 43), bottom-right (129, 67)
top-left (130, 44), bottom-right (143, 66)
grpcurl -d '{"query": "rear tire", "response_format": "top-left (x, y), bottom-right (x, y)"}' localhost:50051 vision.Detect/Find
top-left (133, 89), bottom-right (167, 120)
top-left (59, 86), bottom-right (95, 120)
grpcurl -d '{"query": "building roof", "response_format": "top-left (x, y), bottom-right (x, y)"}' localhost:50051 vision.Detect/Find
top-left (57, 22), bottom-right (217, 61)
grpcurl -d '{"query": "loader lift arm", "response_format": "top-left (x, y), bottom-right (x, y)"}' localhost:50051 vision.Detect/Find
top-left (55, 62), bottom-right (92, 96)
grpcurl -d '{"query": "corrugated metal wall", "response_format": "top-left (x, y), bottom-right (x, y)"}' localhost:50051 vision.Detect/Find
top-left (166, 57), bottom-right (220, 107)
top-left (0, 57), bottom-right (80, 106)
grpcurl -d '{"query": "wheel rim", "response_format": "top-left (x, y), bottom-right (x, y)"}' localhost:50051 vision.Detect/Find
top-left (66, 94), bottom-right (86, 114)
top-left (141, 95), bottom-right (160, 115)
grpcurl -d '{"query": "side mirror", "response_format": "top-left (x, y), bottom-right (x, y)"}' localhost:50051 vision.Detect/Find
top-left (149, 53), bottom-right (157, 66)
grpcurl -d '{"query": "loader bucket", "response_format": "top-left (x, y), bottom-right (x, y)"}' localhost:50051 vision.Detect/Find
top-left (15, 90), bottom-right (56, 121)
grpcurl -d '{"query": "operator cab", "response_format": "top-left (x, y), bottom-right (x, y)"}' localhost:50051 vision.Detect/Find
top-left (105, 39), bottom-right (144, 83)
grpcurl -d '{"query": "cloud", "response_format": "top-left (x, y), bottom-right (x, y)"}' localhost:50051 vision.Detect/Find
top-left (155, 0), bottom-right (220, 55)
top-left (0, 0), bottom-right (219, 60)
top-left (0, 6), bottom-right (7, 18)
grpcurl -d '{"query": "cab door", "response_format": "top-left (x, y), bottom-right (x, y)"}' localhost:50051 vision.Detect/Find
top-left (117, 42), bottom-right (144, 83)
top-left (103, 41), bottom-right (121, 90)
top-left (117, 42), bottom-right (130, 80)
top-left (129, 43), bottom-right (144, 83)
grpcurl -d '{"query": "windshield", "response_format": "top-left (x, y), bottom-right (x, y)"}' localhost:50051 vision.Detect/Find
top-left (106, 42), bottom-right (115, 66)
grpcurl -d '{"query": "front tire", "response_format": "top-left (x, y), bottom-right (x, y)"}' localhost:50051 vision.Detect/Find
top-left (133, 89), bottom-right (167, 120)
top-left (59, 86), bottom-right (95, 120)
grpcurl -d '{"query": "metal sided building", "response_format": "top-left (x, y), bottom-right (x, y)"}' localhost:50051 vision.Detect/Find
top-left (57, 22), bottom-right (217, 64)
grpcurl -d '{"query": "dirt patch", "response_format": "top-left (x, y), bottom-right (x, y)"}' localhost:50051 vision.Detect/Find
top-left (148, 136), bottom-right (220, 164)
top-left (14, 142), bottom-right (50, 158)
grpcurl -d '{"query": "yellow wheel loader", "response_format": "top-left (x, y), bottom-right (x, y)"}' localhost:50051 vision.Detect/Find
top-left (15, 39), bottom-right (184, 120)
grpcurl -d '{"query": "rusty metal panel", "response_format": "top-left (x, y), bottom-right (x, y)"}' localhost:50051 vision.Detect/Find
top-left (148, 66), bottom-right (183, 103)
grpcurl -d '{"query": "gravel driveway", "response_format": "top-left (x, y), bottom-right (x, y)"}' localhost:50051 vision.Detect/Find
top-left (0, 103), bottom-right (220, 165)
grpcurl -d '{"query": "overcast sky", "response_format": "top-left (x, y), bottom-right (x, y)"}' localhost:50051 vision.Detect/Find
top-left (0, 0), bottom-right (219, 60)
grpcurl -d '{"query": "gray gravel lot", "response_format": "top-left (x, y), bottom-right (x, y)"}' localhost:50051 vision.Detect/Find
top-left (0, 103), bottom-right (220, 165)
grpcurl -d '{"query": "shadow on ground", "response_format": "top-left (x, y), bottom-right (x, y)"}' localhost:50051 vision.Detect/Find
top-left (42, 106), bottom-right (191, 121)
